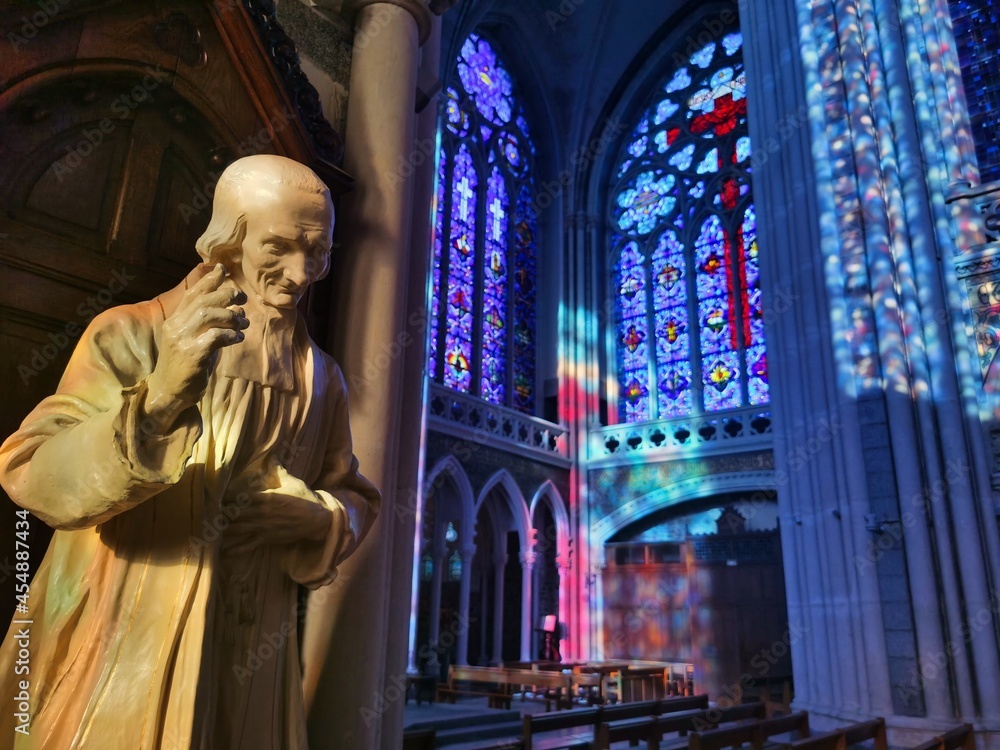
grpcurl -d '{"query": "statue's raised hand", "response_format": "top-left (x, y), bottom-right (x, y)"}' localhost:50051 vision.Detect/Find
top-left (143, 263), bottom-right (249, 430)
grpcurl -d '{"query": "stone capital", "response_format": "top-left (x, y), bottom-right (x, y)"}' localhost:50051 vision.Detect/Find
top-left (343, 0), bottom-right (433, 45)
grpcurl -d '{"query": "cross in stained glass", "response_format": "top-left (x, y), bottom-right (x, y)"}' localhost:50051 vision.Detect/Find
top-left (456, 176), bottom-right (474, 221)
top-left (489, 196), bottom-right (505, 242)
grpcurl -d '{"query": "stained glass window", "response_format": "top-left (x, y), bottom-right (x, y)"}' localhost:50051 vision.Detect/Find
top-left (428, 34), bottom-right (538, 414)
top-left (448, 551), bottom-right (463, 581)
top-left (611, 27), bottom-right (769, 422)
top-left (948, 0), bottom-right (1000, 183)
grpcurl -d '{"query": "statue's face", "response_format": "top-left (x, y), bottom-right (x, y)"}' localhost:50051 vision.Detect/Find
top-left (237, 189), bottom-right (334, 309)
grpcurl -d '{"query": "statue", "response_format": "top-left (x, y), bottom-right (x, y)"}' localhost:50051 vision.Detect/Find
top-left (0, 155), bottom-right (381, 748)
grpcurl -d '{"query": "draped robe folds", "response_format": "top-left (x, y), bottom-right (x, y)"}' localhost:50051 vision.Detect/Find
top-left (0, 274), bottom-right (381, 749)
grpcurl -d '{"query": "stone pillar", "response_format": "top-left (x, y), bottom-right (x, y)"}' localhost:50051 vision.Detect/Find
top-left (492, 552), bottom-right (507, 664)
top-left (300, 1), bottom-right (434, 747)
top-left (520, 551), bottom-right (536, 661)
top-left (556, 556), bottom-right (571, 657)
top-left (427, 539), bottom-right (447, 656)
top-left (456, 546), bottom-right (475, 665)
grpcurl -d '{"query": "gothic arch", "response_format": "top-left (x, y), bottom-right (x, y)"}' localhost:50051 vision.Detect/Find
top-left (590, 469), bottom-right (776, 561)
top-left (475, 468), bottom-right (531, 554)
top-left (528, 480), bottom-right (571, 563)
top-left (423, 454), bottom-right (476, 545)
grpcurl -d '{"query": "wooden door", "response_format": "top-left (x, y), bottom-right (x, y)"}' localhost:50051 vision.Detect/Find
top-left (0, 71), bottom-right (231, 626)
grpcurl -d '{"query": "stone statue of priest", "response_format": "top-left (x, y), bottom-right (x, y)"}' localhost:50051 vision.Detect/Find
top-left (0, 154), bottom-right (381, 749)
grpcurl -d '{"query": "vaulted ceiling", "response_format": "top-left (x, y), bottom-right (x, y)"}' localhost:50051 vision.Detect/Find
top-left (441, 0), bottom-right (691, 172)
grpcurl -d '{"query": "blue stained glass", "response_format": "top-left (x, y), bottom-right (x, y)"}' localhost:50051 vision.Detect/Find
top-left (710, 67), bottom-right (734, 88)
top-left (445, 88), bottom-right (470, 137)
top-left (735, 136), bottom-right (751, 163)
top-left (691, 42), bottom-right (716, 68)
top-left (611, 16), bottom-right (765, 421)
top-left (746, 343), bottom-right (769, 405)
top-left (433, 33), bottom-right (538, 414)
top-left (722, 33), bottom-right (743, 56)
top-left (947, 0), bottom-right (1000, 182)
top-left (458, 34), bottom-right (514, 125)
top-left (655, 308), bottom-right (689, 361)
top-left (668, 144), bottom-right (696, 171)
top-left (696, 148), bottom-right (719, 173)
top-left (658, 362), bottom-right (693, 417)
top-left (448, 551), bottom-right (463, 581)
top-left (654, 99), bottom-right (680, 124)
top-left (481, 167), bottom-right (508, 404)
top-left (513, 184), bottom-right (537, 412)
top-left (652, 230), bottom-right (687, 306)
top-left (698, 297), bottom-right (731, 353)
top-left (617, 240), bottom-right (651, 421)
top-left (666, 68), bottom-right (691, 93)
top-left (444, 145), bottom-right (477, 392)
top-left (429, 146), bottom-right (447, 379)
top-left (616, 171), bottom-right (677, 234)
top-left (628, 136), bottom-right (648, 157)
top-left (703, 351), bottom-right (741, 411)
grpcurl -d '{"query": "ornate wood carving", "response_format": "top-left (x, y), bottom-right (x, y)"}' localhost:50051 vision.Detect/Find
top-left (242, 0), bottom-right (344, 165)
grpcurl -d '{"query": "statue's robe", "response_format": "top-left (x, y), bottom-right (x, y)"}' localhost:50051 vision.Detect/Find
top-left (0, 272), bottom-right (380, 749)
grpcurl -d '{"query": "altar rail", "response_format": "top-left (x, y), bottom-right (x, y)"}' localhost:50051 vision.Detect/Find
top-left (589, 406), bottom-right (772, 463)
top-left (427, 383), bottom-right (570, 466)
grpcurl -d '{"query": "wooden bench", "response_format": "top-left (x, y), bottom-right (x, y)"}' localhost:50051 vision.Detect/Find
top-left (776, 717), bottom-right (886, 750)
top-left (519, 695), bottom-right (711, 750)
top-left (689, 711), bottom-right (811, 750)
top-left (511, 696), bottom-right (709, 750)
top-left (436, 666), bottom-right (515, 709)
top-left (596, 701), bottom-right (768, 750)
top-left (436, 665), bottom-right (578, 711)
top-left (909, 725), bottom-right (975, 750)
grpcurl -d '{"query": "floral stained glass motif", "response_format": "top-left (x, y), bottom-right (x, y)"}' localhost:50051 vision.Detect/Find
top-left (611, 21), bottom-right (769, 422)
top-left (430, 33), bottom-right (538, 414)
top-left (617, 241), bottom-right (651, 422)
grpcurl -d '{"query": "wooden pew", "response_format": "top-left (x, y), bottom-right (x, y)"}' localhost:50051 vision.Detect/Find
top-left (776, 717), bottom-right (885, 750)
top-left (909, 725), bottom-right (975, 750)
top-left (521, 695), bottom-right (710, 750)
top-left (436, 665), bottom-right (514, 709)
top-left (842, 718), bottom-right (887, 750)
top-left (777, 733), bottom-right (845, 750)
top-left (596, 701), bottom-right (768, 750)
top-left (688, 712), bottom-right (810, 750)
top-left (436, 665), bottom-right (579, 711)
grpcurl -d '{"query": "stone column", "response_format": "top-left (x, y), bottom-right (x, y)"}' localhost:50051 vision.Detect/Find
top-left (492, 551), bottom-right (507, 665)
top-left (427, 539), bottom-right (447, 657)
top-left (300, 1), bottom-right (434, 747)
top-left (520, 551), bottom-right (536, 661)
top-left (456, 545), bottom-right (475, 664)
top-left (556, 556), bottom-right (571, 657)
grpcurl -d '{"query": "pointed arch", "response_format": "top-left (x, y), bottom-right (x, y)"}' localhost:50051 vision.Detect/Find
top-left (475, 468), bottom-right (531, 553)
top-left (424, 454), bottom-right (476, 545)
top-left (590, 469), bottom-right (777, 557)
top-left (529, 480), bottom-right (571, 562)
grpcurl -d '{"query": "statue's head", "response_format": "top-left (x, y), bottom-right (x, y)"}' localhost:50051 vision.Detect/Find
top-left (195, 154), bottom-right (334, 309)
